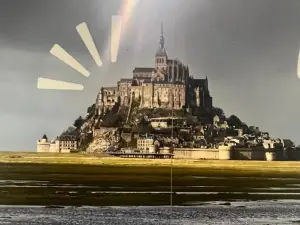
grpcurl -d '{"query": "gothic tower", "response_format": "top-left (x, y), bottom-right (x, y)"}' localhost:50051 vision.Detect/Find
top-left (155, 23), bottom-right (168, 71)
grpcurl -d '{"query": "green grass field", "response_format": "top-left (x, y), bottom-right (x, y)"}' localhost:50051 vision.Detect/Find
top-left (1, 152), bottom-right (300, 172)
top-left (1, 152), bottom-right (300, 206)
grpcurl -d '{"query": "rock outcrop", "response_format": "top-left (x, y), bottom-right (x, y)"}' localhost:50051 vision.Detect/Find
top-left (86, 127), bottom-right (119, 153)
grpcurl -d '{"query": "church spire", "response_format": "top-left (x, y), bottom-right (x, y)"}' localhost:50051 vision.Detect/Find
top-left (160, 23), bottom-right (164, 49)
top-left (156, 22), bottom-right (167, 57)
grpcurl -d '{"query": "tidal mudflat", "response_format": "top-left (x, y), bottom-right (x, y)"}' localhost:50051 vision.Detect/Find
top-left (1, 153), bottom-right (300, 206)
top-left (1, 201), bottom-right (300, 224)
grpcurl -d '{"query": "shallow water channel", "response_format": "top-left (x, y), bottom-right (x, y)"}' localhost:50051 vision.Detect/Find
top-left (1, 201), bottom-right (300, 224)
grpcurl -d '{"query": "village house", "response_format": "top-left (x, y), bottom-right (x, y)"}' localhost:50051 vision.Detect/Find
top-left (37, 134), bottom-right (78, 153)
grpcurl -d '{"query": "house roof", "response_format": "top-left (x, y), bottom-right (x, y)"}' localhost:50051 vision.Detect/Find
top-left (133, 67), bottom-right (154, 73)
top-left (167, 59), bottom-right (182, 65)
top-left (59, 135), bottom-right (78, 141)
top-left (42, 134), bottom-right (48, 139)
top-left (153, 80), bottom-right (184, 85)
top-left (143, 79), bottom-right (153, 84)
top-left (190, 79), bottom-right (206, 87)
top-left (156, 47), bottom-right (167, 57)
top-left (102, 86), bottom-right (118, 90)
top-left (118, 78), bottom-right (132, 83)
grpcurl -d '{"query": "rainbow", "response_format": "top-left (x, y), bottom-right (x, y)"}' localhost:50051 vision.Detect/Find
top-left (108, 0), bottom-right (140, 63)
top-left (119, 0), bottom-right (140, 35)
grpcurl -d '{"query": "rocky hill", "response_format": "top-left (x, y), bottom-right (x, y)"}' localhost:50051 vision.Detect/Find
top-left (86, 127), bottom-right (119, 153)
top-left (61, 98), bottom-right (263, 153)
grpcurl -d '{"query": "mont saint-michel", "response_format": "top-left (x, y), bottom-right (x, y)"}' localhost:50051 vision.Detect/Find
top-left (96, 25), bottom-right (212, 112)
top-left (37, 25), bottom-right (299, 161)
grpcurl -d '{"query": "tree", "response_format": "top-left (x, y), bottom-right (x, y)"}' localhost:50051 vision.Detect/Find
top-left (283, 139), bottom-right (295, 148)
top-left (102, 114), bottom-right (122, 127)
top-left (241, 123), bottom-right (249, 134)
top-left (226, 115), bottom-right (243, 129)
top-left (181, 105), bottom-right (188, 115)
top-left (61, 126), bottom-right (77, 136)
top-left (87, 104), bottom-right (96, 115)
top-left (157, 95), bottom-right (161, 107)
top-left (213, 107), bottom-right (225, 118)
top-left (73, 116), bottom-right (85, 129)
top-left (140, 116), bottom-right (149, 126)
top-left (111, 103), bottom-right (120, 114)
top-left (128, 138), bottom-right (137, 148)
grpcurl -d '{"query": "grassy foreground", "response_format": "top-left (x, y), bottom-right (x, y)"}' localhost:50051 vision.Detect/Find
top-left (1, 152), bottom-right (300, 206)
top-left (1, 152), bottom-right (300, 173)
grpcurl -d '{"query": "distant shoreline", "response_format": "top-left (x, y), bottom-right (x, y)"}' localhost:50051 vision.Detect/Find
top-left (0, 152), bottom-right (300, 174)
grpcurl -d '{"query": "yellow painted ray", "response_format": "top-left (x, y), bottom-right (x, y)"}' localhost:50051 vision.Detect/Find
top-left (298, 49), bottom-right (300, 79)
top-left (50, 44), bottom-right (90, 77)
top-left (76, 22), bottom-right (103, 67)
top-left (37, 77), bottom-right (84, 91)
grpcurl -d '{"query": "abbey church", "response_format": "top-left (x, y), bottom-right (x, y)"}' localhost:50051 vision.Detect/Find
top-left (96, 25), bottom-right (213, 114)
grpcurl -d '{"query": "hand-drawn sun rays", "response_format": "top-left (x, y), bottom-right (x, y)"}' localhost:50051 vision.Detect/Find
top-left (37, 78), bottom-right (84, 91)
top-left (76, 22), bottom-right (103, 67)
top-left (111, 15), bottom-right (122, 63)
top-left (297, 49), bottom-right (300, 79)
top-left (37, 16), bottom-right (122, 91)
top-left (50, 43), bottom-right (91, 77)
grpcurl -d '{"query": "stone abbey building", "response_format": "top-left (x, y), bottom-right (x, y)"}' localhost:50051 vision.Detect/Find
top-left (96, 25), bottom-right (213, 114)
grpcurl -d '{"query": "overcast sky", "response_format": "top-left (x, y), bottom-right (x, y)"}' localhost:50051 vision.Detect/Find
top-left (0, 0), bottom-right (299, 151)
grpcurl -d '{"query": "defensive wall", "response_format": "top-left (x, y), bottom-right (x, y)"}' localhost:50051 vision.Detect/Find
top-left (172, 147), bottom-right (300, 161)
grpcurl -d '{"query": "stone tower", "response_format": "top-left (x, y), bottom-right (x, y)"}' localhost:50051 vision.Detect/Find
top-left (37, 134), bottom-right (50, 152)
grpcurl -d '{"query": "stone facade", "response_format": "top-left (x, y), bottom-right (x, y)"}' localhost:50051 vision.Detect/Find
top-left (96, 25), bottom-right (213, 114)
top-left (172, 147), bottom-right (299, 161)
top-left (36, 135), bottom-right (78, 153)
top-left (137, 137), bottom-right (155, 152)
top-left (149, 117), bottom-right (188, 129)
top-left (86, 127), bottom-right (120, 153)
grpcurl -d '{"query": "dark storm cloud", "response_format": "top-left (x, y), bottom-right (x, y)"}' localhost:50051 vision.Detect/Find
top-left (0, 0), bottom-right (299, 150)
top-left (0, 0), bottom-right (122, 50)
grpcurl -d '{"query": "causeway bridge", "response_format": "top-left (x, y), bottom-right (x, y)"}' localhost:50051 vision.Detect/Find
top-left (108, 152), bottom-right (173, 159)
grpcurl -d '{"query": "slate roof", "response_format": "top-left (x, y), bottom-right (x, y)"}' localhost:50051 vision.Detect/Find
top-left (153, 80), bottom-right (185, 85)
top-left (143, 79), bottom-right (152, 84)
top-left (191, 79), bottom-right (206, 87)
top-left (59, 135), bottom-right (78, 141)
top-left (167, 59), bottom-right (180, 65)
top-left (42, 134), bottom-right (48, 139)
top-left (133, 67), bottom-right (154, 73)
top-left (102, 86), bottom-right (118, 90)
top-left (118, 78), bottom-right (132, 83)
top-left (156, 48), bottom-right (167, 57)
